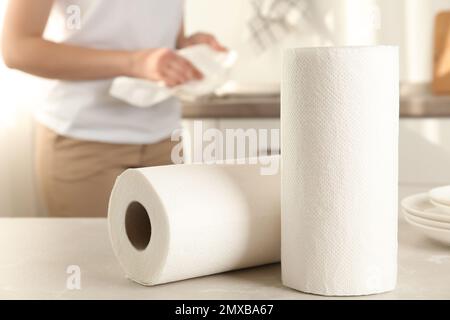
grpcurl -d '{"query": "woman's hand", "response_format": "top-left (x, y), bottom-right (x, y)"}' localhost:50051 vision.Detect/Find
top-left (179, 32), bottom-right (227, 52)
top-left (130, 48), bottom-right (203, 87)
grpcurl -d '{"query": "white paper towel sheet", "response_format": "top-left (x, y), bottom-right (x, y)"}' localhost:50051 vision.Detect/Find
top-left (109, 45), bottom-right (237, 107)
top-left (108, 157), bottom-right (280, 286)
top-left (281, 46), bottom-right (399, 296)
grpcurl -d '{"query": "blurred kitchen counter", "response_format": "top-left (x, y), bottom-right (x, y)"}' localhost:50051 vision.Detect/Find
top-left (182, 83), bottom-right (450, 119)
top-left (0, 217), bottom-right (449, 300)
top-left (182, 94), bottom-right (280, 119)
top-left (400, 83), bottom-right (450, 117)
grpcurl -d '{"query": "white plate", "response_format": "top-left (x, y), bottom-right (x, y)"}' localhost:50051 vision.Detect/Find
top-left (429, 185), bottom-right (450, 208)
top-left (403, 210), bottom-right (450, 230)
top-left (401, 193), bottom-right (450, 223)
top-left (430, 198), bottom-right (450, 212)
top-left (404, 214), bottom-right (450, 246)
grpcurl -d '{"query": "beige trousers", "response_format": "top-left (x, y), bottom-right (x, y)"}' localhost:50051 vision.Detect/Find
top-left (35, 124), bottom-right (179, 218)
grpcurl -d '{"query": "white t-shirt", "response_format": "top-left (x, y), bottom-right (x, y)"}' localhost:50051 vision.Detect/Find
top-left (36, 0), bottom-right (184, 144)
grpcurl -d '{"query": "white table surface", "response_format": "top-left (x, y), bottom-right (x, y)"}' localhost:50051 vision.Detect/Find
top-left (0, 218), bottom-right (449, 300)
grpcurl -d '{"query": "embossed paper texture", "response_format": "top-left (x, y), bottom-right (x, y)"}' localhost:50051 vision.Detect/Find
top-left (108, 158), bottom-right (281, 286)
top-left (281, 46), bottom-right (399, 296)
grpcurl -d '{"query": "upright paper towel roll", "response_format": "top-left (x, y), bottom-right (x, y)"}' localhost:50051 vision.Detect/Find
top-left (108, 158), bottom-right (280, 286)
top-left (281, 46), bottom-right (399, 296)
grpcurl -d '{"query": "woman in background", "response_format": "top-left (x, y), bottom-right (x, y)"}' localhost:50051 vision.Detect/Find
top-left (2, 0), bottom-right (226, 217)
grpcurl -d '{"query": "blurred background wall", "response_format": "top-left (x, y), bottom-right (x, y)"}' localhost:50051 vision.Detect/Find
top-left (0, 0), bottom-right (448, 217)
top-left (185, 0), bottom-right (450, 83)
top-left (0, 1), bottom-right (44, 217)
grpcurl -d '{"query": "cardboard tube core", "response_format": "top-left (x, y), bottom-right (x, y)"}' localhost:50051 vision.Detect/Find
top-left (125, 201), bottom-right (152, 251)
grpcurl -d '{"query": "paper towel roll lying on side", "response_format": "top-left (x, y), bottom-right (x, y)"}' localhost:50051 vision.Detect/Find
top-left (281, 46), bottom-right (399, 296)
top-left (108, 157), bottom-right (280, 286)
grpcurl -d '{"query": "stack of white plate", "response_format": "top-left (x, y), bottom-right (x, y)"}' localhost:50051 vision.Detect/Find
top-left (401, 186), bottom-right (450, 246)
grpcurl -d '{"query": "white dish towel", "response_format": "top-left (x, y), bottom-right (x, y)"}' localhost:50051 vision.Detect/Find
top-left (109, 45), bottom-right (237, 107)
